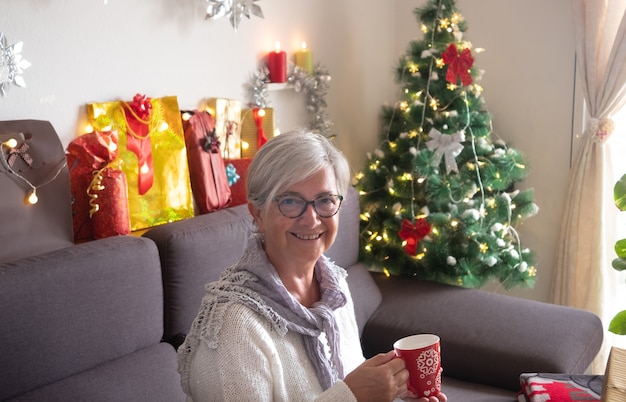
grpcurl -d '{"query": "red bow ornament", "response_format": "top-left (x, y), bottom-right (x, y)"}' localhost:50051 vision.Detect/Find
top-left (441, 43), bottom-right (474, 86)
top-left (398, 218), bottom-right (432, 256)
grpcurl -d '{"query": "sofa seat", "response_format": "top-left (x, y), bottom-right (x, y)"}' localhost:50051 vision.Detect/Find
top-left (5, 343), bottom-right (180, 402)
top-left (0, 236), bottom-right (185, 401)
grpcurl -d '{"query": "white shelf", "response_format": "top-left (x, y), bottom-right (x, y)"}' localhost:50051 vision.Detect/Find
top-left (267, 82), bottom-right (292, 91)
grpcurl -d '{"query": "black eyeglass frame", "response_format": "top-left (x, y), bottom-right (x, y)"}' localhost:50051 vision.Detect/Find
top-left (272, 194), bottom-right (344, 219)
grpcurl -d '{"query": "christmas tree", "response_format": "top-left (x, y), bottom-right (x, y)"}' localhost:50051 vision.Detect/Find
top-left (354, 0), bottom-right (539, 289)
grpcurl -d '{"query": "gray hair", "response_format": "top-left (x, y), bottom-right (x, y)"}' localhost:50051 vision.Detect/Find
top-left (246, 131), bottom-right (351, 211)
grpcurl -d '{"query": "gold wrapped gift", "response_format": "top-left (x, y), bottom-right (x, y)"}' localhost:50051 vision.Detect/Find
top-left (202, 98), bottom-right (241, 159)
top-left (240, 108), bottom-right (275, 158)
top-left (86, 95), bottom-right (194, 231)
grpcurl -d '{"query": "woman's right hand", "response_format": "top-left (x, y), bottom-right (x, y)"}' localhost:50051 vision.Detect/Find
top-left (343, 351), bottom-right (411, 402)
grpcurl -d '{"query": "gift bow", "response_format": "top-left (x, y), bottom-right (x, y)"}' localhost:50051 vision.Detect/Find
top-left (398, 218), bottom-right (431, 256)
top-left (253, 108), bottom-right (268, 149)
top-left (226, 163), bottom-right (239, 186)
top-left (224, 120), bottom-right (239, 158)
top-left (426, 128), bottom-right (465, 174)
top-left (123, 94), bottom-right (154, 195)
top-left (7, 142), bottom-right (33, 167)
top-left (441, 43), bottom-right (474, 86)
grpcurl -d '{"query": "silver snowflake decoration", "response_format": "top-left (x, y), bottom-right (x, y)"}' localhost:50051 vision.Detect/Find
top-left (206, 0), bottom-right (264, 31)
top-left (0, 33), bottom-right (31, 97)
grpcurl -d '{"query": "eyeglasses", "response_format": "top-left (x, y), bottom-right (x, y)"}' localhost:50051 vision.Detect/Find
top-left (272, 194), bottom-right (344, 218)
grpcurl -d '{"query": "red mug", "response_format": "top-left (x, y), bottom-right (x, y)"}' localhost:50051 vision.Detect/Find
top-left (394, 334), bottom-right (442, 398)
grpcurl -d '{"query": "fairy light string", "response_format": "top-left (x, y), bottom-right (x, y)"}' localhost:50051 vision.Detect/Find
top-left (1, 136), bottom-right (67, 204)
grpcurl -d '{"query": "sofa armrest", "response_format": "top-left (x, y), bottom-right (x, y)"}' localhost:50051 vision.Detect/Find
top-left (361, 273), bottom-right (603, 392)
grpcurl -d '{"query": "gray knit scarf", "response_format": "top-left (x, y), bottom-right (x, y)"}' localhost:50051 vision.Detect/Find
top-left (177, 233), bottom-right (348, 394)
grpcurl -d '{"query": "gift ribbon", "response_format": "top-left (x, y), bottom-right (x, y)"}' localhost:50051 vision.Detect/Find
top-left (226, 163), bottom-right (239, 186)
top-left (87, 168), bottom-right (106, 218)
top-left (426, 128), bottom-right (465, 174)
top-left (192, 111), bottom-right (220, 154)
top-left (253, 108), bottom-right (268, 149)
top-left (442, 43), bottom-right (474, 86)
top-left (7, 142), bottom-right (33, 167)
top-left (122, 95), bottom-right (154, 195)
top-left (224, 120), bottom-right (238, 159)
top-left (398, 218), bottom-right (431, 256)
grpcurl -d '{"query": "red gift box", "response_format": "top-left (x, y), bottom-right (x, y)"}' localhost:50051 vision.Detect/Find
top-left (224, 158), bottom-right (252, 207)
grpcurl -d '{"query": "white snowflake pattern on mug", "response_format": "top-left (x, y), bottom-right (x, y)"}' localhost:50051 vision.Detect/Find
top-left (416, 349), bottom-right (439, 377)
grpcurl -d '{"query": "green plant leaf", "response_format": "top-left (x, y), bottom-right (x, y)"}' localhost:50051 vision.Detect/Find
top-left (614, 174), bottom-right (626, 211)
top-left (613, 257), bottom-right (626, 271)
top-left (609, 310), bottom-right (626, 335)
top-left (615, 239), bottom-right (626, 259)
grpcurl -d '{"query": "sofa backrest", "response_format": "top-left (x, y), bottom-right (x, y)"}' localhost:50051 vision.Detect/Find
top-left (143, 186), bottom-right (382, 347)
top-left (326, 186), bottom-right (383, 334)
top-left (0, 236), bottom-right (183, 401)
top-left (143, 203), bottom-right (255, 347)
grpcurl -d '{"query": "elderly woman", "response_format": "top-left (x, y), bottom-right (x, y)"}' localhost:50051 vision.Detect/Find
top-left (178, 131), bottom-right (446, 402)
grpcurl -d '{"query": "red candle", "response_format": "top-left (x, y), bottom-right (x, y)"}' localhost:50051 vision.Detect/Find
top-left (268, 42), bottom-right (287, 83)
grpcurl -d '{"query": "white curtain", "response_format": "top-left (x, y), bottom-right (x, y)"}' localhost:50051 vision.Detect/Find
top-left (552, 0), bottom-right (626, 374)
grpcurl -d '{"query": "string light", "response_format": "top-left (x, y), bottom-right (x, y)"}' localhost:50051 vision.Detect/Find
top-left (0, 137), bottom-right (66, 205)
top-left (26, 189), bottom-right (38, 204)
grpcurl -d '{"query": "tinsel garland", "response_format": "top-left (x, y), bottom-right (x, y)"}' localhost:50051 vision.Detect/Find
top-left (245, 64), bottom-right (334, 137)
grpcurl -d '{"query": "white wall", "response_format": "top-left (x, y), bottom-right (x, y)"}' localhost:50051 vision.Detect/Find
top-left (1, 0), bottom-right (577, 303)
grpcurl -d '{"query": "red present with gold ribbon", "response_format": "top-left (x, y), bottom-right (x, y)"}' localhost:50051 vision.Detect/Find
top-left (66, 130), bottom-right (123, 240)
top-left (86, 94), bottom-right (194, 231)
top-left (88, 167), bottom-right (130, 239)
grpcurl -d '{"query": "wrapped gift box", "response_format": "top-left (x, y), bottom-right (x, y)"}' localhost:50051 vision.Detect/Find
top-left (202, 98), bottom-right (241, 159)
top-left (602, 346), bottom-right (626, 401)
top-left (224, 157), bottom-right (252, 207)
top-left (240, 107), bottom-right (275, 158)
top-left (86, 95), bottom-right (194, 231)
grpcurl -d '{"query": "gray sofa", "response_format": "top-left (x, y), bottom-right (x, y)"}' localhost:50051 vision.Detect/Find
top-left (0, 235), bottom-right (185, 402)
top-left (143, 186), bottom-right (604, 401)
top-left (0, 187), bottom-right (603, 401)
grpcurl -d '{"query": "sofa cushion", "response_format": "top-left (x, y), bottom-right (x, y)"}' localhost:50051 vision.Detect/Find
top-left (0, 236), bottom-right (167, 400)
top-left (5, 343), bottom-right (184, 402)
top-left (362, 273), bottom-right (604, 391)
top-left (345, 263), bottom-right (383, 336)
top-left (143, 204), bottom-right (254, 346)
top-left (441, 377), bottom-right (517, 401)
top-left (325, 186), bottom-right (360, 268)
